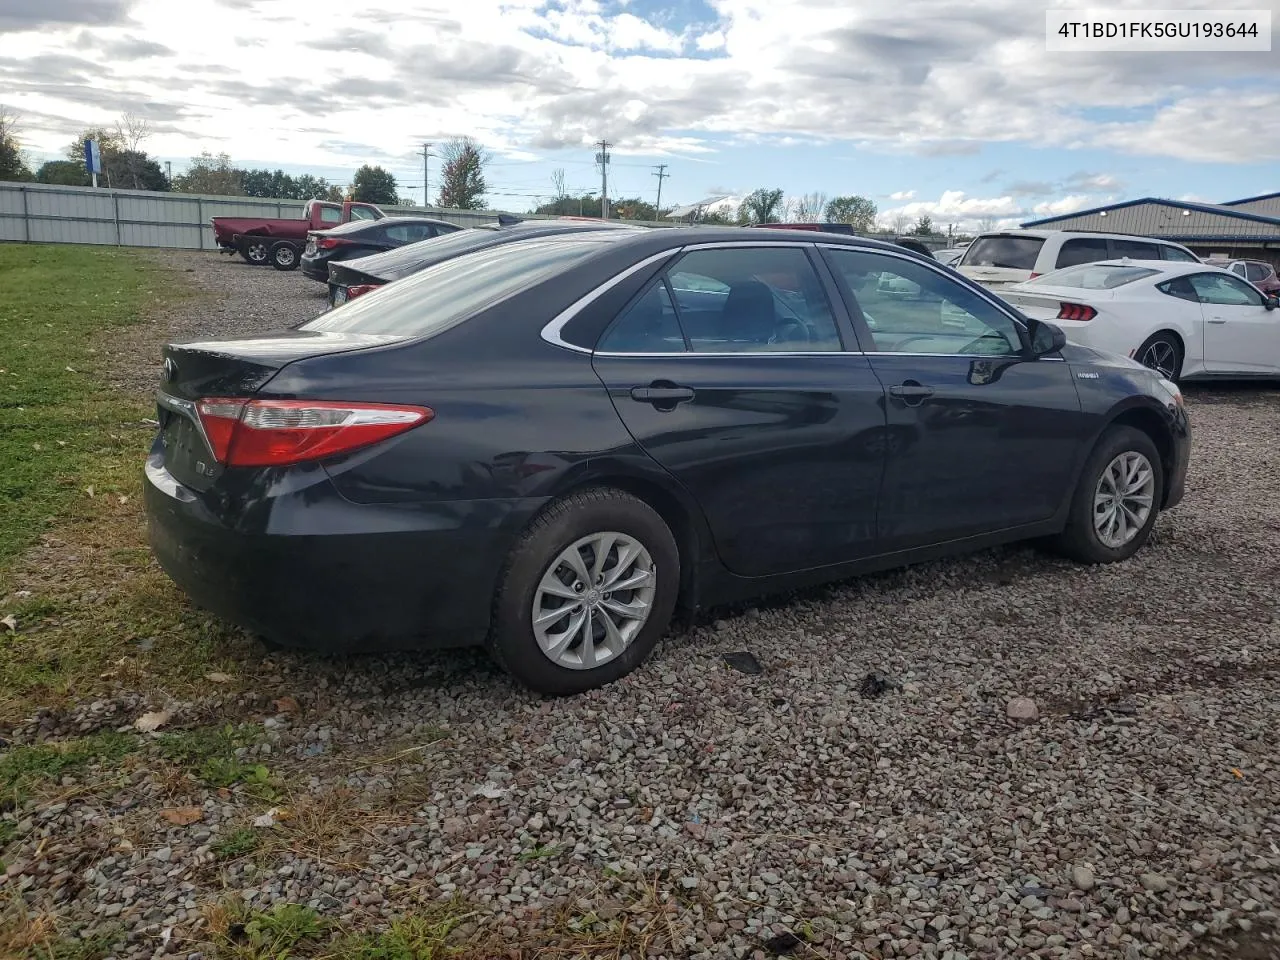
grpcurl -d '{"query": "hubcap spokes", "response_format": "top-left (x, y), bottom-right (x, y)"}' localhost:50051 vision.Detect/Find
top-left (1141, 342), bottom-right (1175, 379)
top-left (533, 532), bottom-right (656, 670)
top-left (1093, 451), bottom-right (1156, 548)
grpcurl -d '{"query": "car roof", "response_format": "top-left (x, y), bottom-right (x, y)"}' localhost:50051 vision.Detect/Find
top-left (969, 229), bottom-right (1187, 245)
top-left (318, 216), bottom-right (457, 236)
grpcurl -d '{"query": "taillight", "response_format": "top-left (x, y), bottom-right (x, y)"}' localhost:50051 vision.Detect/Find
top-left (1028, 272), bottom-right (1042, 279)
top-left (346, 283), bottom-right (382, 300)
top-left (195, 399), bottom-right (433, 467)
top-left (1056, 302), bottom-right (1097, 322)
top-left (316, 237), bottom-right (351, 250)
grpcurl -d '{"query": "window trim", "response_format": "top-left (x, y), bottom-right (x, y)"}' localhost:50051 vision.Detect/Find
top-left (1188, 270), bottom-right (1267, 307)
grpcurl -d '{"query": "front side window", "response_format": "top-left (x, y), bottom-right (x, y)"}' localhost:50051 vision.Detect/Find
top-left (1055, 237), bottom-right (1109, 269)
top-left (351, 206), bottom-right (378, 221)
top-left (1189, 272), bottom-right (1265, 307)
top-left (828, 249), bottom-right (1022, 356)
top-left (662, 248), bottom-right (843, 353)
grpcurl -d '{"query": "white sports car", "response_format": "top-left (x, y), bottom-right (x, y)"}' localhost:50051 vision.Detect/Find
top-left (1000, 260), bottom-right (1280, 382)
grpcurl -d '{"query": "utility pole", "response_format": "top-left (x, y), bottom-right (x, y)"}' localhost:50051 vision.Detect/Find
top-left (595, 140), bottom-right (611, 219)
top-left (421, 142), bottom-right (431, 209)
top-left (652, 164), bottom-right (668, 215)
top-left (165, 160), bottom-right (172, 183)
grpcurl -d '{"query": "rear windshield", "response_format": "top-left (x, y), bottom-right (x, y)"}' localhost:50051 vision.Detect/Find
top-left (340, 226), bottom-right (503, 277)
top-left (961, 235), bottom-right (1044, 270)
top-left (1028, 264), bottom-right (1160, 289)
top-left (301, 236), bottom-right (614, 337)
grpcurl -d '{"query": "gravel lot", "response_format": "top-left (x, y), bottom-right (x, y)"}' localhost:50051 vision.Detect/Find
top-left (5, 251), bottom-right (1278, 958)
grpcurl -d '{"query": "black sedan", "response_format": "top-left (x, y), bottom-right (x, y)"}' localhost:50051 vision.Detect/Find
top-left (146, 228), bottom-right (1190, 695)
top-left (299, 216), bottom-right (462, 282)
top-left (325, 219), bottom-right (637, 308)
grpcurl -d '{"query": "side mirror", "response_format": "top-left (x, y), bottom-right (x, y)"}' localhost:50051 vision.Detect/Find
top-left (1264, 295), bottom-right (1279, 311)
top-left (1027, 318), bottom-right (1067, 356)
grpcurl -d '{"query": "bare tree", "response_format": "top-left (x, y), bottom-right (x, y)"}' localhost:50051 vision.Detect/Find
top-left (0, 105), bottom-right (33, 181)
top-left (976, 216), bottom-right (997, 233)
top-left (793, 191), bottom-right (828, 223)
top-left (890, 212), bottom-right (911, 235)
top-left (114, 111), bottom-right (153, 189)
top-left (551, 167), bottom-right (566, 199)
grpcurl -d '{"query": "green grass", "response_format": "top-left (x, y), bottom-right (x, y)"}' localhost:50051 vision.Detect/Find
top-left (331, 909), bottom-right (471, 960)
top-left (155, 724), bottom-right (277, 795)
top-left (0, 245), bottom-right (173, 569)
top-left (0, 731), bottom-right (136, 804)
top-left (211, 828), bottom-right (260, 860)
top-left (212, 903), bottom-right (328, 960)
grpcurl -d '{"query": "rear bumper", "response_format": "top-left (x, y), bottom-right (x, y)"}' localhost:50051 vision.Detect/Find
top-left (299, 254), bottom-right (329, 281)
top-left (143, 452), bottom-right (546, 652)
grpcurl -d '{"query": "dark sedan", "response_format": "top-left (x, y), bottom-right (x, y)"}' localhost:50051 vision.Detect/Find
top-left (325, 219), bottom-right (637, 308)
top-left (146, 228), bottom-right (1190, 695)
top-left (299, 216), bottom-right (462, 282)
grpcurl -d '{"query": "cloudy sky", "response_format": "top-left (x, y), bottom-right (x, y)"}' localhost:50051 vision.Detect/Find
top-left (2, 0), bottom-right (1278, 228)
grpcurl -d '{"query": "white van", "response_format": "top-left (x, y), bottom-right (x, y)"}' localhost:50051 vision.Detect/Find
top-left (958, 230), bottom-right (1199, 290)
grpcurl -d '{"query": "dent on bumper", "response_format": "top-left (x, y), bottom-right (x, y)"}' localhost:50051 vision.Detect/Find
top-left (144, 457), bottom-right (544, 652)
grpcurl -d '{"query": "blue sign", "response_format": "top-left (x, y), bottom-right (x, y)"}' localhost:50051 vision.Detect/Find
top-left (84, 139), bottom-right (102, 175)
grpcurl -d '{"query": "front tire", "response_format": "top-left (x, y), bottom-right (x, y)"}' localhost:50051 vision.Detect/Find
top-left (1054, 425), bottom-right (1164, 564)
top-left (1135, 332), bottom-right (1183, 382)
top-left (489, 489), bottom-right (679, 695)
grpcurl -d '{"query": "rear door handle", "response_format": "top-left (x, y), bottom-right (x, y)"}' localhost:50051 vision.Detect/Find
top-left (630, 384), bottom-right (695, 405)
top-left (889, 383), bottom-right (935, 401)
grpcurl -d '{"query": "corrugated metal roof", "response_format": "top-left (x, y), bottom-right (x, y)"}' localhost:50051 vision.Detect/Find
top-left (1023, 197), bottom-right (1280, 230)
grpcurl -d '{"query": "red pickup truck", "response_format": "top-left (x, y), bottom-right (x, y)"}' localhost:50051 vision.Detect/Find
top-left (210, 199), bottom-right (385, 270)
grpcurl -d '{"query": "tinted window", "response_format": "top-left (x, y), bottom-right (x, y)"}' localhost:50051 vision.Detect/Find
top-left (1055, 237), bottom-right (1109, 269)
top-left (302, 236), bottom-right (613, 337)
top-left (319, 206), bottom-right (341, 224)
top-left (1110, 239), bottom-right (1162, 260)
top-left (1162, 245), bottom-right (1199, 262)
top-left (384, 223), bottom-right (435, 244)
top-left (1189, 273), bottom-right (1265, 307)
top-left (1246, 262), bottom-right (1269, 282)
top-left (665, 248), bottom-right (843, 352)
top-left (350, 206), bottom-right (378, 221)
top-left (960, 235), bottom-right (1044, 271)
top-left (1030, 264), bottom-right (1159, 289)
top-left (829, 249), bottom-right (1021, 356)
top-left (598, 283), bottom-right (685, 353)
top-left (1157, 277), bottom-right (1200, 302)
top-left (1231, 263), bottom-right (1248, 277)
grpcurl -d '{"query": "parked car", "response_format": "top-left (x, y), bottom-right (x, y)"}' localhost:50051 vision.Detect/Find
top-left (299, 217), bottom-right (463, 282)
top-left (145, 228), bottom-right (1189, 695)
top-left (958, 229), bottom-right (1199, 289)
top-left (211, 199), bottom-right (385, 270)
top-left (999, 259), bottom-right (1280, 382)
top-left (1203, 258), bottom-right (1280, 296)
top-left (752, 223), bottom-right (936, 259)
top-left (325, 219), bottom-right (637, 307)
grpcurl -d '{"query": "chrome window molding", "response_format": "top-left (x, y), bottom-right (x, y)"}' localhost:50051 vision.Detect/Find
top-left (540, 249), bottom-right (680, 354)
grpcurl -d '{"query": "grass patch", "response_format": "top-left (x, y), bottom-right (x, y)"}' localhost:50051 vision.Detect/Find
top-left (0, 731), bottom-right (135, 804)
top-left (328, 905), bottom-right (472, 960)
top-left (205, 902), bottom-right (328, 960)
top-left (0, 245), bottom-right (176, 569)
top-left (517, 843), bottom-right (561, 863)
top-left (0, 898), bottom-right (120, 960)
top-left (211, 828), bottom-right (260, 860)
top-left (155, 724), bottom-right (277, 796)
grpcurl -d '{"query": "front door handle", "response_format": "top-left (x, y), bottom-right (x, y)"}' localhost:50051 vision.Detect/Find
top-left (630, 383), bottom-right (695, 407)
top-left (1207, 317), bottom-right (1227, 324)
top-left (888, 381), bottom-right (935, 406)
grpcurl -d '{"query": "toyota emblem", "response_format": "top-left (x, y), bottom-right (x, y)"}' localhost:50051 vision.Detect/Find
top-left (162, 358), bottom-right (176, 382)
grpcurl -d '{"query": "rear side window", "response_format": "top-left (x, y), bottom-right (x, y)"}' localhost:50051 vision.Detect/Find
top-left (302, 237), bottom-right (611, 337)
top-left (961, 235), bottom-right (1044, 270)
top-left (1055, 237), bottom-right (1109, 269)
top-left (598, 283), bottom-right (685, 353)
top-left (1161, 245), bottom-right (1199, 262)
top-left (1110, 239), bottom-right (1162, 260)
top-left (1158, 277), bottom-right (1200, 302)
top-left (1246, 263), bottom-right (1269, 282)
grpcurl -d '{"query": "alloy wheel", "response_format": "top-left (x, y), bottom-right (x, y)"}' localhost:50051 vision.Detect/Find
top-left (1093, 451), bottom-right (1156, 549)
top-left (1139, 341), bottom-right (1177, 379)
top-left (532, 532), bottom-right (656, 670)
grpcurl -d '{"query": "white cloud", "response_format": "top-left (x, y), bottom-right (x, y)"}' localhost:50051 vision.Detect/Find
top-left (1031, 194), bottom-right (1094, 216)
top-left (695, 30), bottom-right (726, 51)
top-left (889, 190), bottom-right (915, 201)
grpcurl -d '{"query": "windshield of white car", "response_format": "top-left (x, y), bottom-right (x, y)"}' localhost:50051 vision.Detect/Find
top-left (960, 235), bottom-right (1044, 270)
top-left (1026, 264), bottom-right (1161, 290)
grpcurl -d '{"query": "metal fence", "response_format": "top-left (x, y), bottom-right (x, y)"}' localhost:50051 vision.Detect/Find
top-left (0, 180), bottom-right (682, 250)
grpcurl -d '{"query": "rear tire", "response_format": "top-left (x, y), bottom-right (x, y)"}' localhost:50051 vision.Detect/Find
top-left (1135, 332), bottom-right (1183, 382)
top-left (1053, 425), bottom-right (1164, 564)
top-left (239, 237), bottom-right (270, 265)
top-left (488, 489), bottom-right (679, 695)
top-left (270, 241), bottom-right (299, 271)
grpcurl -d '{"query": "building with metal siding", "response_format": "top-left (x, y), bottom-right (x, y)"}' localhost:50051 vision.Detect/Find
top-left (1022, 192), bottom-right (1280, 269)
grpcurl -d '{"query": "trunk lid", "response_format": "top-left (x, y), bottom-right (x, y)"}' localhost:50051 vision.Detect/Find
top-left (1000, 286), bottom-right (1117, 321)
top-left (155, 331), bottom-right (403, 491)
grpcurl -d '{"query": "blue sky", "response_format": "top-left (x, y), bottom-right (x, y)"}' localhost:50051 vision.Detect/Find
top-left (2, 0), bottom-right (1278, 228)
